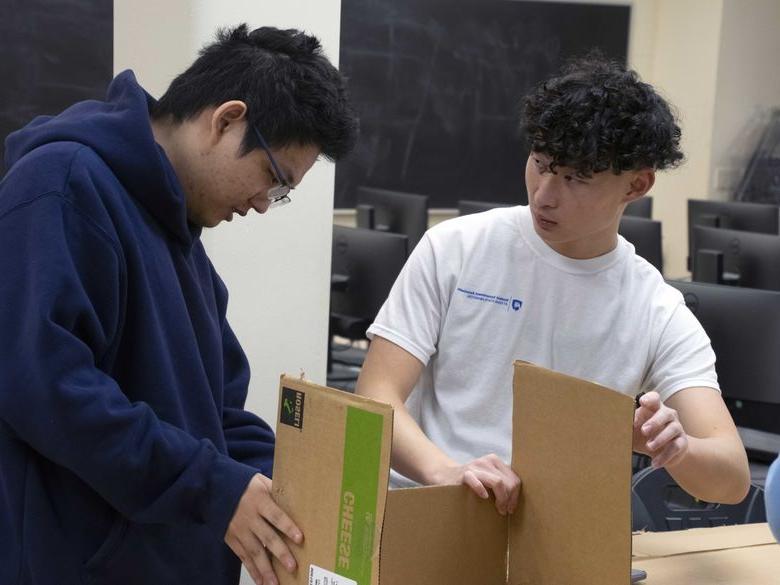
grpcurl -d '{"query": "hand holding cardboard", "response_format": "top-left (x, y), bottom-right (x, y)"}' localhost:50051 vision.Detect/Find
top-left (430, 453), bottom-right (521, 515)
top-left (225, 473), bottom-right (303, 585)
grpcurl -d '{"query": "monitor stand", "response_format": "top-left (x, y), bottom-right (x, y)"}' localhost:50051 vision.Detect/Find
top-left (693, 249), bottom-right (725, 284)
top-left (356, 204), bottom-right (376, 230)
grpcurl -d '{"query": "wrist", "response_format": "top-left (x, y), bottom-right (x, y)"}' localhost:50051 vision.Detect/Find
top-left (420, 458), bottom-right (459, 486)
top-left (664, 434), bottom-right (695, 471)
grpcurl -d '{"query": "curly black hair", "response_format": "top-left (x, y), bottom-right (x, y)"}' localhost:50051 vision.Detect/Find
top-left (152, 24), bottom-right (359, 161)
top-left (521, 55), bottom-right (683, 177)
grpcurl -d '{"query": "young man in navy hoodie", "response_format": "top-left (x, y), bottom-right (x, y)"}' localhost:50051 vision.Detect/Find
top-left (0, 25), bottom-right (357, 585)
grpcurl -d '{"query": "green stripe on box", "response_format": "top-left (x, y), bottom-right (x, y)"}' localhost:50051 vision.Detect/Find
top-left (335, 406), bottom-right (384, 585)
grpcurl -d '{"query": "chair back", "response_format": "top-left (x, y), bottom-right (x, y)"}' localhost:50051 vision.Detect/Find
top-left (631, 466), bottom-right (766, 531)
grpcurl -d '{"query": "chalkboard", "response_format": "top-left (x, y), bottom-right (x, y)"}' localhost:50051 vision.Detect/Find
top-left (0, 0), bottom-right (113, 175)
top-left (336, 0), bottom-right (630, 209)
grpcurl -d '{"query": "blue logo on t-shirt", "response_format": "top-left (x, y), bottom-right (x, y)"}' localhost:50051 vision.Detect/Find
top-left (456, 287), bottom-right (522, 313)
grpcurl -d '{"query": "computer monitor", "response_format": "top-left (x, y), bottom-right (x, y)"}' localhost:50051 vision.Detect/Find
top-left (355, 186), bottom-right (429, 251)
top-left (619, 216), bottom-right (663, 272)
top-left (624, 196), bottom-right (653, 219)
top-left (691, 225), bottom-right (780, 291)
top-left (688, 199), bottom-right (779, 269)
top-left (457, 200), bottom-right (512, 216)
top-left (330, 225), bottom-right (409, 340)
top-left (667, 280), bottom-right (780, 443)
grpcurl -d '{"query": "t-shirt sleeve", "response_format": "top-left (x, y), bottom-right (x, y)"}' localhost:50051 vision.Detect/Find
top-left (366, 234), bottom-right (448, 366)
top-left (645, 301), bottom-right (720, 402)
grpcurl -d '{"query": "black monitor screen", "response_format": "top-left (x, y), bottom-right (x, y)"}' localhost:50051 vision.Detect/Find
top-left (688, 199), bottom-right (779, 267)
top-left (619, 216), bottom-right (662, 272)
top-left (355, 187), bottom-right (429, 251)
top-left (331, 226), bottom-right (409, 337)
top-left (667, 280), bottom-right (780, 434)
top-left (624, 196), bottom-right (653, 219)
top-left (458, 200), bottom-right (512, 216)
top-left (692, 226), bottom-right (780, 291)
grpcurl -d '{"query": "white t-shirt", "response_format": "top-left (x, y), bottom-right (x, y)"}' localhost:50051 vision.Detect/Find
top-left (367, 205), bottom-right (719, 487)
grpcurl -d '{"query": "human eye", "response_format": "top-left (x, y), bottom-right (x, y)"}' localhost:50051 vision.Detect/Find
top-left (534, 158), bottom-right (550, 174)
top-left (266, 168), bottom-right (280, 185)
top-left (564, 173), bottom-right (589, 186)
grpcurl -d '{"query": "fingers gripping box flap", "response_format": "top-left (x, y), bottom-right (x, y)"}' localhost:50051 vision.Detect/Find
top-left (272, 362), bottom-right (635, 585)
top-left (272, 376), bottom-right (393, 585)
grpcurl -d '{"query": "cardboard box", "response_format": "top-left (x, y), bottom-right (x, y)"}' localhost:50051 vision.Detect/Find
top-left (631, 523), bottom-right (780, 584)
top-left (272, 361), bottom-right (635, 585)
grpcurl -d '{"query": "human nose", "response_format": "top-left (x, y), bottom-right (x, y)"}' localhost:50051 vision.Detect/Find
top-left (534, 174), bottom-right (558, 209)
top-left (250, 195), bottom-right (271, 215)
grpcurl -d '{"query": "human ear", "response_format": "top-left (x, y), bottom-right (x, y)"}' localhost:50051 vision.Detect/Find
top-left (208, 100), bottom-right (248, 144)
top-left (624, 169), bottom-right (655, 203)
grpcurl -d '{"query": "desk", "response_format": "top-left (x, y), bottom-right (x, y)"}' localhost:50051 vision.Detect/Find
top-left (632, 523), bottom-right (779, 584)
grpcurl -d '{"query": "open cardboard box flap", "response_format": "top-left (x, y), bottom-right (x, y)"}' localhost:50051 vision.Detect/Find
top-left (272, 361), bottom-right (635, 585)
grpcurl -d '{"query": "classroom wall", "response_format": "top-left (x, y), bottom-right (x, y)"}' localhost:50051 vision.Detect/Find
top-left (114, 0), bottom-right (341, 427)
top-left (709, 0), bottom-right (780, 199)
top-left (632, 0), bottom-right (780, 277)
top-left (114, 0), bottom-right (195, 95)
top-left (630, 0), bottom-right (724, 278)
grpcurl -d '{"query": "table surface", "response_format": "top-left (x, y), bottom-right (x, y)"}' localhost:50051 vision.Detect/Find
top-left (631, 523), bottom-right (780, 585)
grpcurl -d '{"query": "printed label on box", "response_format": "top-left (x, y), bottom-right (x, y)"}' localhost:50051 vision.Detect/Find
top-left (280, 387), bottom-right (305, 430)
top-left (335, 407), bottom-right (383, 584)
top-left (309, 564), bottom-right (357, 585)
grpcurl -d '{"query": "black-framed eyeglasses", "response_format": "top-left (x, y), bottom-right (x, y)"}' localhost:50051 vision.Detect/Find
top-left (252, 126), bottom-right (292, 209)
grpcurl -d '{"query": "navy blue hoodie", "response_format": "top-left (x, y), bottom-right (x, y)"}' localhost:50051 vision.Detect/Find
top-left (0, 71), bottom-right (275, 585)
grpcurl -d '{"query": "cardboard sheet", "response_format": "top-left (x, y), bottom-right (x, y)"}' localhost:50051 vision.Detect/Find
top-left (509, 362), bottom-right (635, 585)
top-left (632, 522), bottom-right (776, 559)
top-left (379, 485), bottom-right (507, 585)
top-left (272, 376), bottom-right (393, 585)
top-left (631, 524), bottom-right (780, 585)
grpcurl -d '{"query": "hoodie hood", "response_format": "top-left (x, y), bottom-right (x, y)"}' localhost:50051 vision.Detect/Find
top-left (4, 70), bottom-right (195, 244)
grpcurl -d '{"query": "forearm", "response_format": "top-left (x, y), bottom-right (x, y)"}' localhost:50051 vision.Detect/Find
top-left (223, 407), bottom-right (275, 476)
top-left (356, 337), bottom-right (455, 484)
top-left (357, 376), bottom-right (456, 483)
top-left (665, 435), bottom-right (750, 504)
top-left (388, 402), bottom-right (459, 485)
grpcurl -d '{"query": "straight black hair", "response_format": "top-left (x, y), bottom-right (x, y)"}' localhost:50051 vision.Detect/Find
top-left (152, 24), bottom-right (359, 161)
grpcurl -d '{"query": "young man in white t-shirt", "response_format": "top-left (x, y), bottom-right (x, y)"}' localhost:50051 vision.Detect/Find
top-left (356, 56), bottom-right (750, 514)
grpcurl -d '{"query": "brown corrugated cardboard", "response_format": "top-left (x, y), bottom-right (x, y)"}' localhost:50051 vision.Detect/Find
top-left (272, 377), bottom-right (393, 585)
top-left (509, 362), bottom-right (634, 585)
top-left (379, 485), bottom-right (507, 585)
top-left (631, 523), bottom-right (780, 584)
top-left (271, 361), bottom-right (635, 585)
top-left (632, 522), bottom-right (776, 559)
